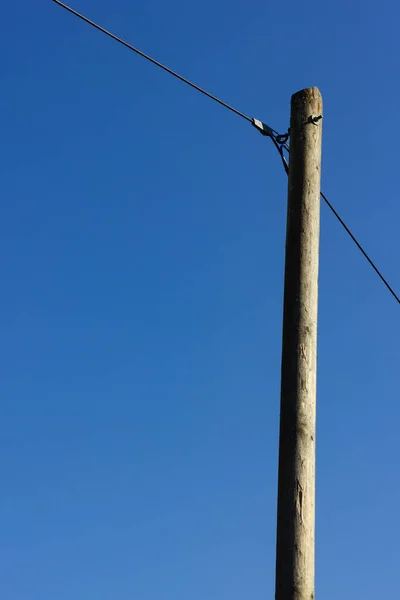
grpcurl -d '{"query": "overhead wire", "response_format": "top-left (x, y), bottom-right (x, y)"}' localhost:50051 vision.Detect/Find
top-left (275, 143), bottom-right (400, 304)
top-left (51, 0), bottom-right (256, 126)
top-left (52, 0), bottom-right (399, 306)
top-left (271, 138), bottom-right (289, 175)
top-left (320, 191), bottom-right (400, 304)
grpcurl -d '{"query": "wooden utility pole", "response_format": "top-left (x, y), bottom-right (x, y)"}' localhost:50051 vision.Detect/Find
top-left (275, 87), bottom-right (323, 600)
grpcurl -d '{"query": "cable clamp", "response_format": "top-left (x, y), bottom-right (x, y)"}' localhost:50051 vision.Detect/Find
top-left (252, 118), bottom-right (275, 138)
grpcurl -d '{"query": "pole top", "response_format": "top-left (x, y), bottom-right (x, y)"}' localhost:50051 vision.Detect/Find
top-left (291, 87), bottom-right (323, 119)
top-left (292, 87), bottom-right (322, 101)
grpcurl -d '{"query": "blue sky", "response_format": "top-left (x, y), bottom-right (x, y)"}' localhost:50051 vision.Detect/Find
top-left (1, 1), bottom-right (399, 598)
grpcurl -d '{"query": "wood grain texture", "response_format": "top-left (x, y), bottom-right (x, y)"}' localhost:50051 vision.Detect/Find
top-left (275, 87), bottom-right (322, 600)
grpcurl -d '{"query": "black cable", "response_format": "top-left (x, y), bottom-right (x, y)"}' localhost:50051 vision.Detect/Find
top-left (272, 142), bottom-right (400, 305)
top-left (52, 0), bottom-right (253, 123)
top-left (271, 137), bottom-right (289, 175)
top-left (320, 191), bottom-right (400, 304)
top-left (53, 0), bottom-right (399, 306)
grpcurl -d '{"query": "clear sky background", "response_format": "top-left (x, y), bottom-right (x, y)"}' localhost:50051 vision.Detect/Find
top-left (1, 1), bottom-right (399, 599)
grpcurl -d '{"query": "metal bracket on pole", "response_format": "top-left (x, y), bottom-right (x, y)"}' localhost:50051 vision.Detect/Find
top-left (252, 118), bottom-right (275, 138)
